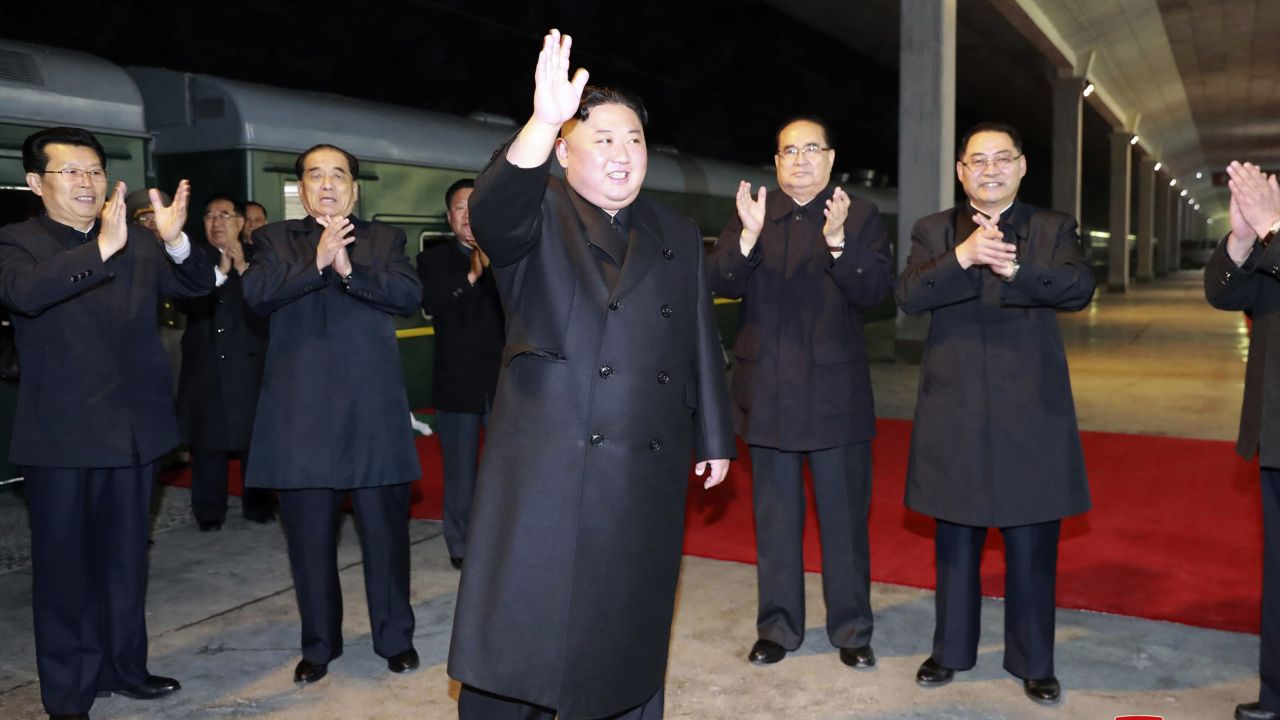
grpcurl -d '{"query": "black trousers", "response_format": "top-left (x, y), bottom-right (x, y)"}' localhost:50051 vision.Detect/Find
top-left (434, 410), bottom-right (483, 560)
top-left (26, 463), bottom-right (157, 716)
top-left (458, 684), bottom-right (664, 719)
top-left (1258, 469), bottom-right (1280, 710)
top-left (932, 518), bottom-right (1061, 679)
top-left (750, 441), bottom-right (873, 650)
top-left (277, 484), bottom-right (415, 663)
top-left (190, 446), bottom-right (275, 525)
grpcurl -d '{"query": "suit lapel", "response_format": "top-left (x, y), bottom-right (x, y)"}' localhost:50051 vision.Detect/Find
top-left (558, 183), bottom-right (613, 309)
top-left (612, 198), bottom-right (661, 301)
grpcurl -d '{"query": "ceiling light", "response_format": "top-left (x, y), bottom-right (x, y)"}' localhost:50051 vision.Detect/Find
top-left (1194, 204), bottom-right (1201, 210)
top-left (1170, 179), bottom-right (1178, 187)
top-left (1154, 162), bottom-right (1162, 172)
top-left (1083, 83), bottom-right (1095, 97)
top-left (1196, 172), bottom-right (1203, 179)
top-left (1180, 189), bottom-right (1188, 196)
top-left (1188, 198), bottom-right (1195, 205)
top-left (1130, 135), bottom-right (1139, 145)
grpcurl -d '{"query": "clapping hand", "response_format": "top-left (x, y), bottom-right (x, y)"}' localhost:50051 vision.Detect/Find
top-left (153, 179), bottom-right (190, 246)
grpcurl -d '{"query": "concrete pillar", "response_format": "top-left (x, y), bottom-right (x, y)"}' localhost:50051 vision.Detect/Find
top-left (1174, 201), bottom-right (1186, 270)
top-left (1136, 157), bottom-right (1156, 281)
top-left (1051, 73), bottom-right (1084, 222)
top-left (1107, 131), bottom-right (1133, 292)
top-left (1154, 172), bottom-right (1170, 277)
top-left (895, 0), bottom-right (956, 362)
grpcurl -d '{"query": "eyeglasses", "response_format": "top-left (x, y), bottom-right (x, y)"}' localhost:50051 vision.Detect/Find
top-left (203, 211), bottom-right (241, 222)
top-left (43, 167), bottom-right (107, 182)
top-left (961, 153), bottom-right (1022, 172)
top-left (777, 144), bottom-right (831, 161)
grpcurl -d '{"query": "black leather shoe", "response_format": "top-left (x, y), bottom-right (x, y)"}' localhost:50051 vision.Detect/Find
top-left (387, 648), bottom-right (420, 673)
top-left (839, 645), bottom-right (876, 668)
top-left (294, 658), bottom-right (328, 684)
top-left (747, 639), bottom-right (786, 665)
top-left (244, 511), bottom-right (276, 524)
top-left (915, 657), bottom-right (955, 687)
top-left (197, 520), bottom-right (222, 532)
top-left (450, 556), bottom-right (463, 570)
top-left (114, 675), bottom-right (181, 700)
top-left (1237, 702), bottom-right (1280, 720)
top-left (1024, 676), bottom-right (1061, 704)
top-left (49, 714), bottom-right (90, 719)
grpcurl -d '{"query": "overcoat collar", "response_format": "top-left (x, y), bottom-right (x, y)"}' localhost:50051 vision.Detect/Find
top-left (767, 185), bottom-right (835, 222)
top-left (563, 185), bottom-right (663, 302)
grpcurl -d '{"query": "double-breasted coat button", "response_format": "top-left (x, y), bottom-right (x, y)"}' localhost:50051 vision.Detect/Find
top-left (216, 328), bottom-right (225, 334)
top-left (609, 300), bottom-right (620, 311)
top-left (793, 213), bottom-right (803, 222)
top-left (657, 371), bottom-right (670, 384)
top-left (649, 439), bottom-right (662, 452)
top-left (219, 354), bottom-right (226, 360)
top-left (590, 433), bottom-right (605, 446)
top-left (926, 279), bottom-right (935, 288)
top-left (662, 248), bottom-right (674, 259)
top-left (1042, 278), bottom-right (1053, 287)
top-left (726, 272), bottom-right (736, 281)
top-left (599, 365), bottom-right (613, 378)
top-left (855, 267), bottom-right (865, 275)
top-left (660, 304), bottom-right (673, 318)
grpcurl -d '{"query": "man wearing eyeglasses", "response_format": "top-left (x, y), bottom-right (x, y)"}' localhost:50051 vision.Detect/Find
top-left (895, 121), bottom-right (1095, 705)
top-left (0, 126), bottom-right (213, 719)
top-left (175, 196), bottom-right (273, 531)
top-left (707, 117), bottom-right (892, 670)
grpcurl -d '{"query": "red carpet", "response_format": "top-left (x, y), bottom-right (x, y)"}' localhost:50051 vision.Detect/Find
top-left (164, 418), bottom-right (1265, 634)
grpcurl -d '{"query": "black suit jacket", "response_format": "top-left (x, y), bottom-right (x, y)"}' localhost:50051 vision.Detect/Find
top-left (416, 241), bottom-right (504, 413)
top-left (706, 185), bottom-right (892, 451)
top-left (240, 216), bottom-right (422, 490)
top-left (176, 243), bottom-right (269, 451)
top-left (0, 215), bottom-right (214, 467)
top-left (895, 201), bottom-right (1094, 526)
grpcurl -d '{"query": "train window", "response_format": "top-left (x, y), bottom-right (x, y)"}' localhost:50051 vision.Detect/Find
top-left (419, 229), bottom-right (454, 254)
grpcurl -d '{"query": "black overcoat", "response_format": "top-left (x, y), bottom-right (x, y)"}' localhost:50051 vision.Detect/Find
top-left (447, 153), bottom-right (736, 719)
top-left (895, 202), bottom-right (1094, 527)
top-left (176, 243), bottom-right (268, 451)
top-left (240, 217), bottom-right (421, 490)
top-left (416, 241), bottom-right (504, 413)
top-left (0, 216), bottom-right (213, 467)
top-left (1205, 238), bottom-right (1280, 465)
top-left (706, 185), bottom-right (892, 451)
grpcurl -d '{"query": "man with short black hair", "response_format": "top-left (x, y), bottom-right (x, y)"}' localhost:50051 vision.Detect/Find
top-left (176, 195), bottom-right (273, 530)
top-left (896, 121), bottom-right (1095, 705)
top-left (242, 200), bottom-right (267, 244)
top-left (0, 125), bottom-right (213, 720)
top-left (708, 116), bottom-right (892, 670)
top-left (416, 177), bottom-right (503, 569)
top-left (448, 30), bottom-right (734, 720)
top-left (241, 143), bottom-right (423, 685)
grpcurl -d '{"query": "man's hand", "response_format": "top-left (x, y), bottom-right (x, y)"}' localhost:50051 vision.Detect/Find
top-left (1227, 161), bottom-right (1280, 239)
top-left (225, 238), bottom-right (248, 274)
top-left (736, 181), bottom-right (766, 256)
top-left (955, 213), bottom-right (1016, 271)
top-left (822, 186), bottom-right (850, 247)
top-left (153, 179), bottom-right (190, 246)
top-left (467, 247), bottom-right (484, 285)
top-left (695, 458), bottom-right (731, 489)
top-left (98, 181), bottom-right (128, 261)
top-left (314, 215), bottom-right (355, 273)
top-left (1227, 195), bottom-right (1257, 266)
top-left (508, 29), bottom-right (590, 168)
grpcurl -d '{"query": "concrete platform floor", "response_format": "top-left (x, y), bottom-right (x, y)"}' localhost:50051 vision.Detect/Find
top-left (0, 272), bottom-right (1261, 719)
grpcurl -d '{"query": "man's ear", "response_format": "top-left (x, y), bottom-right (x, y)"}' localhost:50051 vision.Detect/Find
top-left (555, 138), bottom-right (570, 169)
top-left (25, 172), bottom-right (44, 197)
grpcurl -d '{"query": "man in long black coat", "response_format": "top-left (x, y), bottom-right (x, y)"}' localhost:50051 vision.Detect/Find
top-left (416, 178), bottom-right (504, 568)
top-left (895, 122), bottom-right (1094, 705)
top-left (240, 144), bottom-right (423, 685)
top-left (447, 31), bottom-right (735, 720)
top-left (1205, 160), bottom-right (1280, 720)
top-left (177, 195), bottom-right (273, 530)
top-left (0, 126), bottom-right (212, 719)
top-left (707, 117), bottom-right (892, 669)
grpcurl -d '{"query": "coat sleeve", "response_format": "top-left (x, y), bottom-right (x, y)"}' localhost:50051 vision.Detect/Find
top-left (469, 142), bottom-right (551, 269)
top-left (999, 216), bottom-right (1096, 311)
top-left (827, 202), bottom-right (892, 310)
top-left (1204, 233), bottom-right (1280, 311)
top-left (156, 233), bottom-right (215, 300)
top-left (343, 227), bottom-right (422, 316)
top-left (419, 246), bottom-right (476, 316)
top-left (241, 227), bottom-right (331, 315)
top-left (705, 212), bottom-right (760, 299)
top-left (691, 219), bottom-right (736, 461)
top-left (0, 231), bottom-right (108, 316)
top-left (894, 216), bottom-right (979, 315)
